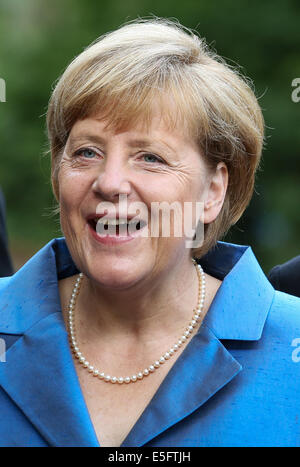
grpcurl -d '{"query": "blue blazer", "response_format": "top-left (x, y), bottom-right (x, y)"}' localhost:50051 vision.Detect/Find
top-left (0, 238), bottom-right (300, 447)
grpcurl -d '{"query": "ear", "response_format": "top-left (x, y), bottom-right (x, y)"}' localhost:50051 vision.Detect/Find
top-left (203, 162), bottom-right (228, 224)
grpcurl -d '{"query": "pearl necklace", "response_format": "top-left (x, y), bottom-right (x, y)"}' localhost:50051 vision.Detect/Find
top-left (67, 258), bottom-right (205, 384)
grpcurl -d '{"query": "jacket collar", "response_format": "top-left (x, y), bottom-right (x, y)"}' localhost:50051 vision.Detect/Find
top-left (0, 238), bottom-right (275, 447)
top-left (0, 238), bottom-right (78, 334)
top-left (199, 241), bottom-right (274, 340)
top-left (0, 239), bottom-right (98, 446)
top-left (122, 242), bottom-right (275, 446)
top-left (0, 238), bottom-right (274, 341)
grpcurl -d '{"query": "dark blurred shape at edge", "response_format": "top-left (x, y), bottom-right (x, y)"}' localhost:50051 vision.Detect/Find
top-left (0, 187), bottom-right (14, 277)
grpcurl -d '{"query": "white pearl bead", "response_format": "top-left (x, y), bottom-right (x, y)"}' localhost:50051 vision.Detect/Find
top-left (67, 258), bottom-right (205, 385)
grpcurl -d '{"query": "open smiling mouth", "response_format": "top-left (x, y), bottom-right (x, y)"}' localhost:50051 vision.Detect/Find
top-left (88, 218), bottom-right (148, 237)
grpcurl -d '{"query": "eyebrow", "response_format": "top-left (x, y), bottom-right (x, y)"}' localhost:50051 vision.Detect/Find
top-left (67, 134), bottom-right (106, 146)
top-left (67, 134), bottom-right (177, 156)
top-left (128, 139), bottom-right (177, 157)
top-left (127, 139), bottom-right (164, 150)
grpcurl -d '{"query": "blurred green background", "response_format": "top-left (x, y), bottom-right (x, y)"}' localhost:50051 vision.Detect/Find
top-left (0, 0), bottom-right (299, 272)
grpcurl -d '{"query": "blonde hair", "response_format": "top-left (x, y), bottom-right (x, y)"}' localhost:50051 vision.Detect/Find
top-left (46, 18), bottom-right (264, 257)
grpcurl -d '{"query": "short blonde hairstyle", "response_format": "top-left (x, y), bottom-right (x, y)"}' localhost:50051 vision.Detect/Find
top-left (46, 18), bottom-right (264, 257)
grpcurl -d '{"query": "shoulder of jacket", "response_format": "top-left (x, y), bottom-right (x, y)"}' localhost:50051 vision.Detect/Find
top-left (270, 290), bottom-right (300, 323)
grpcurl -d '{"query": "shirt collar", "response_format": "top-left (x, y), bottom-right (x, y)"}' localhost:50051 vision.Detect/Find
top-left (0, 238), bottom-right (274, 340)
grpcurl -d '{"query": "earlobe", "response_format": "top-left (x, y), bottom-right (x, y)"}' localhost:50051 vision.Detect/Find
top-left (203, 162), bottom-right (228, 224)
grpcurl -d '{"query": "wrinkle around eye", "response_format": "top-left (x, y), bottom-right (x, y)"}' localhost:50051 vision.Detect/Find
top-left (59, 153), bottom-right (97, 172)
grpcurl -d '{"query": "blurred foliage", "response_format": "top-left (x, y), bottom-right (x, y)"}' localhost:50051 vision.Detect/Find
top-left (0, 0), bottom-right (299, 272)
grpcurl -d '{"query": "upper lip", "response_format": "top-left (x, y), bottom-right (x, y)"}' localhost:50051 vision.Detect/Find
top-left (86, 213), bottom-right (140, 221)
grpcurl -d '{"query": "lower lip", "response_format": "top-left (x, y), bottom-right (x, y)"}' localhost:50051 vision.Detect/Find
top-left (87, 222), bottom-right (141, 245)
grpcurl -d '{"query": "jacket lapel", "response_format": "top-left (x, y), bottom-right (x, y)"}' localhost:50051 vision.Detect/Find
top-left (121, 242), bottom-right (275, 446)
top-left (201, 242), bottom-right (275, 340)
top-left (122, 324), bottom-right (241, 446)
top-left (0, 311), bottom-right (99, 447)
top-left (0, 239), bottom-right (99, 447)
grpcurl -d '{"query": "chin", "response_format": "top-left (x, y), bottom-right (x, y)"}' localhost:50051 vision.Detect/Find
top-left (83, 253), bottom-right (150, 291)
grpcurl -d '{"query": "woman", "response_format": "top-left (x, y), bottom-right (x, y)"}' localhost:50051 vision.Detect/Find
top-left (0, 18), bottom-right (300, 448)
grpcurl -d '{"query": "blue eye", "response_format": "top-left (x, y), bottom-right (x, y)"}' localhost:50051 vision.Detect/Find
top-left (143, 153), bottom-right (162, 163)
top-left (74, 148), bottom-right (98, 159)
top-left (82, 148), bottom-right (97, 158)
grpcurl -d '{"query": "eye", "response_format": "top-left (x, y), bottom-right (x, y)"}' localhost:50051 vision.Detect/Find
top-left (73, 147), bottom-right (99, 159)
top-left (142, 153), bottom-right (164, 164)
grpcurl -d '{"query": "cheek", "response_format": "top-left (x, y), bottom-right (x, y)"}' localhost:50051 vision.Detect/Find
top-left (163, 167), bottom-right (205, 201)
top-left (58, 167), bottom-right (90, 208)
top-left (141, 174), bottom-right (204, 229)
top-left (58, 177), bottom-right (90, 238)
top-left (141, 174), bottom-right (192, 203)
top-left (142, 180), bottom-right (203, 240)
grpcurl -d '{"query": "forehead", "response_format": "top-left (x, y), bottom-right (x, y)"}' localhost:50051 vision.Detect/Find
top-left (67, 109), bottom-right (200, 156)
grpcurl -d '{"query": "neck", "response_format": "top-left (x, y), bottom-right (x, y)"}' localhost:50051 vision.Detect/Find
top-left (74, 254), bottom-right (200, 343)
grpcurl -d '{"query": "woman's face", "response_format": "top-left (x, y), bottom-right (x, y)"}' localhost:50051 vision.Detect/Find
top-left (58, 109), bottom-right (227, 290)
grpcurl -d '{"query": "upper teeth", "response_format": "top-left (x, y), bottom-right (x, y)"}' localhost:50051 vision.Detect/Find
top-left (96, 218), bottom-right (131, 226)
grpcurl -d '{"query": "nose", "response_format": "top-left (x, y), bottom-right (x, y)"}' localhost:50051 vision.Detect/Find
top-left (92, 156), bottom-right (132, 201)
